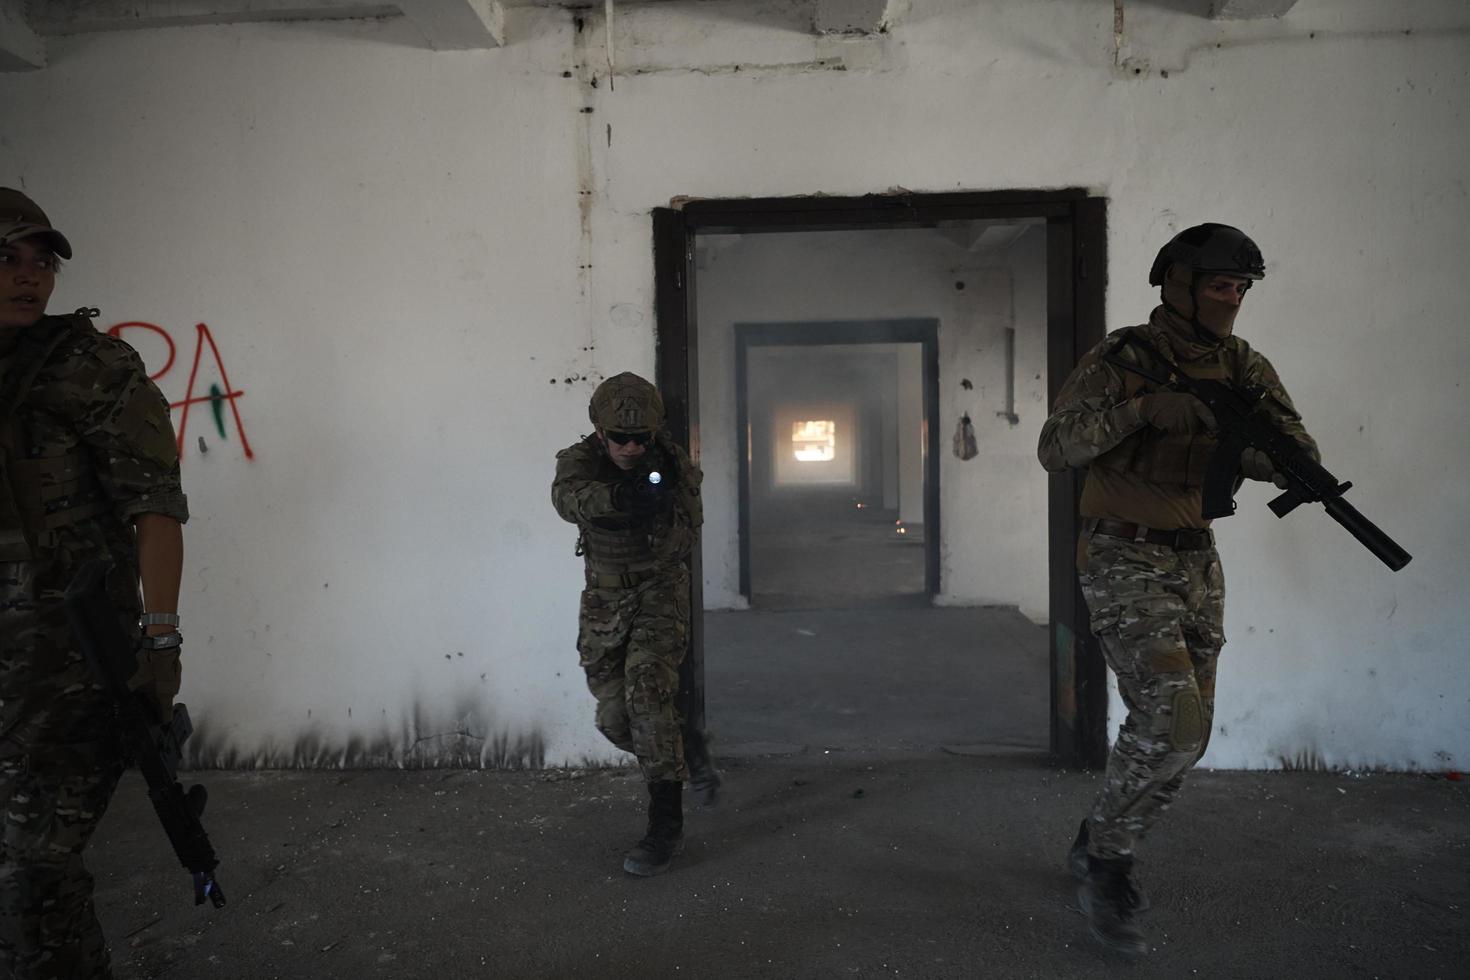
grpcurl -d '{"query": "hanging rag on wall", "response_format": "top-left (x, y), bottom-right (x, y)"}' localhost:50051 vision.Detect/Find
top-left (953, 414), bottom-right (978, 461)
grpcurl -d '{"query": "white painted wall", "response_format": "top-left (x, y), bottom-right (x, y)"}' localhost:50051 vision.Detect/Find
top-left (696, 228), bottom-right (1050, 614)
top-left (2, 0), bottom-right (1465, 770)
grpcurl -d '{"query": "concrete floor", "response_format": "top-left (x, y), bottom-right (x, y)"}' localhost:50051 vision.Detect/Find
top-left (93, 758), bottom-right (1469, 979)
top-left (704, 605), bottom-right (1049, 755)
top-left (749, 504), bottom-right (926, 610)
top-left (88, 604), bottom-right (1469, 979)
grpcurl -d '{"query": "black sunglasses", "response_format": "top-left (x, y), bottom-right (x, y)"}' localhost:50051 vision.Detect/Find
top-left (605, 430), bottom-right (653, 446)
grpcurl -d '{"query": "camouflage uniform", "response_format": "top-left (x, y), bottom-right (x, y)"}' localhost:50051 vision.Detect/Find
top-left (552, 429), bottom-right (702, 782)
top-left (1039, 309), bottom-right (1316, 863)
top-left (0, 314), bottom-right (188, 979)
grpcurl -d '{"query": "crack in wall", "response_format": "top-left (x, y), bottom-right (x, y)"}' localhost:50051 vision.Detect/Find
top-left (620, 58), bottom-right (848, 77)
top-left (566, 10), bottom-right (602, 390)
top-left (1119, 24), bottom-right (1470, 78)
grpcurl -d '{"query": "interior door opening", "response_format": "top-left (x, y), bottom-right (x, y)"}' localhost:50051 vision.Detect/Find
top-left (737, 324), bottom-right (939, 611)
top-left (654, 193), bottom-right (1108, 766)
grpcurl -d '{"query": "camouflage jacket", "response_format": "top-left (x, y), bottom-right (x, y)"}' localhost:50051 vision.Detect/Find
top-left (1, 314), bottom-right (188, 748)
top-left (1037, 309), bottom-right (1318, 527)
top-left (551, 431), bottom-right (702, 578)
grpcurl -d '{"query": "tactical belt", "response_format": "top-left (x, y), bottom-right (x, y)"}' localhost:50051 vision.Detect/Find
top-left (1088, 519), bottom-right (1214, 552)
top-left (588, 569), bottom-right (656, 589)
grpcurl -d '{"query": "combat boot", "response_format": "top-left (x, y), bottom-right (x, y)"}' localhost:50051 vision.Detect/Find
top-left (684, 728), bottom-right (722, 808)
top-left (1078, 856), bottom-right (1149, 956)
top-left (623, 780), bottom-right (684, 877)
top-left (1068, 819), bottom-right (1147, 911)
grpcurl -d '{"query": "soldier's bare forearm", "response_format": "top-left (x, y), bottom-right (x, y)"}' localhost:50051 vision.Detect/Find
top-left (135, 513), bottom-right (183, 624)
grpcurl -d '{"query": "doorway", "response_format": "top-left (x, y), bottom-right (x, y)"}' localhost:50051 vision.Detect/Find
top-left (654, 192), bottom-right (1108, 768)
top-left (737, 321), bottom-right (940, 609)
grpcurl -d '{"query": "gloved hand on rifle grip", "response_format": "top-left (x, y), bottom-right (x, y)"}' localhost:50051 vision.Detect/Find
top-left (1137, 392), bottom-right (1217, 434)
top-left (128, 643), bottom-right (182, 725)
top-left (1240, 447), bottom-right (1290, 489)
top-left (611, 475), bottom-right (666, 518)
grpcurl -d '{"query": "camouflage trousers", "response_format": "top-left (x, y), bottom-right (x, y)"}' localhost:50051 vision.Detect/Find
top-left (577, 567), bottom-right (690, 783)
top-left (2, 566), bottom-right (126, 980)
top-left (1078, 532), bottom-right (1224, 862)
top-left (0, 747), bottom-right (123, 980)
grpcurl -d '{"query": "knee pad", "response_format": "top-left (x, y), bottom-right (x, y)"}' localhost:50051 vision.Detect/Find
top-left (594, 703), bottom-right (633, 751)
top-left (1170, 691), bottom-right (1205, 751)
top-left (595, 721), bottom-right (635, 753)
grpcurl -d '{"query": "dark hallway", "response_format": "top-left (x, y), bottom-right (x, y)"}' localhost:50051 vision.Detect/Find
top-left (748, 495), bottom-right (925, 610)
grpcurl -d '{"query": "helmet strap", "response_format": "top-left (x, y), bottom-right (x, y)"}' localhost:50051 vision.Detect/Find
top-left (1188, 274), bottom-right (1214, 344)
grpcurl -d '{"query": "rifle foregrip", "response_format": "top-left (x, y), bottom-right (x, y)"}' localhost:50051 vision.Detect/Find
top-left (1323, 496), bottom-right (1412, 571)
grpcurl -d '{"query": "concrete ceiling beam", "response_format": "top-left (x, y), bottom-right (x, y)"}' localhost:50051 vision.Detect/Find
top-left (813, 0), bottom-right (895, 36)
top-left (0, 0), bottom-right (45, 71)
top-left (396, 0), bottom-right (504, 49)
top-left (1209, 0), bottom-right (1300, 20)
top-left (26, 1), bottom-right (398, 36)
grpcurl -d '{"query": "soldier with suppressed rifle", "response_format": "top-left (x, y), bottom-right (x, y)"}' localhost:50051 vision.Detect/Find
top-left (552, 372), bottom-right (720, 877)
top-left (1, 187), bottom-right (189, 977)
top-left (1038, 223), bottom-right (1319, 955)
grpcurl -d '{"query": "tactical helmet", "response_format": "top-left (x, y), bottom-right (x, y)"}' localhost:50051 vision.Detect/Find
top-left (1148, 223), bottom-right (1264, 286)
top-left (589, 372), bottom-right (664, 432)
top-left (0, 187), bottom-right (73, 259)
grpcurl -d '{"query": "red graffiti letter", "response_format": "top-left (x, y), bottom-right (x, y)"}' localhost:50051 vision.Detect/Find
top-left (108, 322), bottom-right (177, 381)
top-left (173, 323), bottom-right (255, 460)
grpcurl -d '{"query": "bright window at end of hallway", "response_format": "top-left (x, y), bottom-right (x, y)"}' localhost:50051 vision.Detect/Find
top-left (793, 420), bottom-right (836, 462)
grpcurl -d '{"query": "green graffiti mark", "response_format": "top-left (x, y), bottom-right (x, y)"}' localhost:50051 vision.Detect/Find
top-left (209, 384), bottom-right (228, 441)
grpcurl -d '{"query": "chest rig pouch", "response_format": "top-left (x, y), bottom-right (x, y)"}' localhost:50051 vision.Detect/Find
top-left (0, 315), bottom-right (108, 560)
top-left (578, 518), bottom-right (656, 576)
top-left (1092, 329), bottom-right (1245, 488)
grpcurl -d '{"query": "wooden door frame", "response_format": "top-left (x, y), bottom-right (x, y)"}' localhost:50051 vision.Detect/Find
top-left (653, 191), bottom-right (1108, 767)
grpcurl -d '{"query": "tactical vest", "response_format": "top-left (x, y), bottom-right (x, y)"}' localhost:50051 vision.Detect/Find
top-left (579, 520), bottom-right (657, 576)
top-left (1091, 327), bottom-right (1246, 488)
top-left (0, 315), bottom-right (112, 560)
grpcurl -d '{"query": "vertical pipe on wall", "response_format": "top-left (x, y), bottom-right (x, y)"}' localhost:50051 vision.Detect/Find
top-left (1113, 0), bottom-right (1125, 68)
top-left (998, 326), bottom-right (1020, 426)
top-left (604, 0), bottom-right (616, 90)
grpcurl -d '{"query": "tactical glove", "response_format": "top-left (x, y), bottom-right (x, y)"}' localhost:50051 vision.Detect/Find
top-left (1240, 447), bottom-right (1289, 489)
top-left (612, 475), bottom-right (666, 518)
top-left (1137, 392), bottom-right (1217, 434)
top-left (128, 646), bottom-right (182, 725)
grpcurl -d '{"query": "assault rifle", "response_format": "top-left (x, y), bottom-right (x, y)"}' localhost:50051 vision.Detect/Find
top-left (1103, 334), bottom-right (1412, 572)
top-left (626, 438), bottom-right (678, 512)
top-left (65, 560), bottom-right (227, 908)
